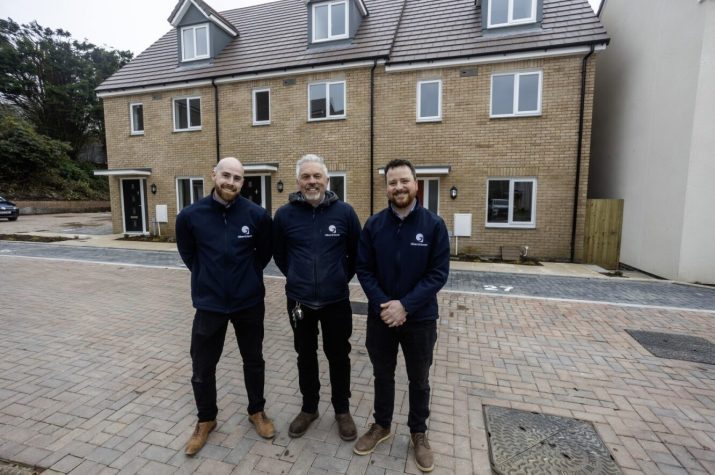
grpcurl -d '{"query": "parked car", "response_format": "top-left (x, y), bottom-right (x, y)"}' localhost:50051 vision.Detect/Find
top-left (0, 196), bottom-right (19, 221)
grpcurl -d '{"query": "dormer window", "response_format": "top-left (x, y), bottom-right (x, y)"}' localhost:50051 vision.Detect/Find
top-left (181, 24), bottom-right (210, 62)
top-left (312, 1), bottom-right (349, 42)
top-left (487, 0), bottom-right (536, 28)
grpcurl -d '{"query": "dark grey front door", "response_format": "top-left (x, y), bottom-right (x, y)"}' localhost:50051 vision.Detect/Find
top-left (122, 179), bottom-right (144, 233)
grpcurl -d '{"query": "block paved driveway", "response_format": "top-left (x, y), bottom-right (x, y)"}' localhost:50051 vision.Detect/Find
top-left (0, 257), bottom-right (714, 474)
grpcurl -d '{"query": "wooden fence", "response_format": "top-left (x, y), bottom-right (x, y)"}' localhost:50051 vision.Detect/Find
top-left (583, 199), bottom-right (624, 270)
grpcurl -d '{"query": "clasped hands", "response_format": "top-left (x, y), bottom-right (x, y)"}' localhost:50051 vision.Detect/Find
top-left (380, 300), bottom-right (407, 328)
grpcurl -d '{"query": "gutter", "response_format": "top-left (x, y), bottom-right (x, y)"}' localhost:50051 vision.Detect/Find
top-left (570, 45), bottom-right (595, 262)
top-left (370, 60), bottom-right (377, 215)
top-left (212, 78), bottom-right (220, 163)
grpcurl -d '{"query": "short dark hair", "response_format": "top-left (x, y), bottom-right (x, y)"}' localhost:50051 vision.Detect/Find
top-left (384, 159), bottom-right (416, 181)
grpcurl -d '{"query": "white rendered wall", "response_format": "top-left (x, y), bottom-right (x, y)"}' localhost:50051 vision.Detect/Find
top-left (679, 2), bottom-right (715, 284)
top-left (590, 0), bottom-right (710, 282)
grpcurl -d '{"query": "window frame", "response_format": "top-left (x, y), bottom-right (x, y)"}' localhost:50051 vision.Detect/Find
top-left (129, 102), bottom-right (144, 135)
top-left (312, 0), bottom-right (350, 43)
top-left (416, 80), bottom-right (442, 122)
top-left (490, 70), bottom-right (543, 118)
top-left (485, 177), bottom-right (537, 228)
top-left (173, 96), bottom-right (202, 132)
top-left (307, 80), bottom-right (347, 121)
top-left (252, 88), bottom-right (271, 126)
top-left (417, 177), bottom-right (440, 214)
top-left (181, 23), bottom-right (210, 62)
top-left (176, 177), bottom-right (205, 212)
top-left (487, 0), bottom-right (537, 28)
top-left (328, 172), bottom-right (347, 201)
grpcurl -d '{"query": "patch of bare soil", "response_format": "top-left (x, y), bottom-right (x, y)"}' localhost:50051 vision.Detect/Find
top-left (0, 234), bottom-right (73, 243)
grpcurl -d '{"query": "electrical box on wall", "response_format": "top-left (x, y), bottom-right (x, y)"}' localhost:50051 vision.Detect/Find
top-left (155, 205), bottom-right (168, 223)
top-left (454, 213), bottom-right (472, 237)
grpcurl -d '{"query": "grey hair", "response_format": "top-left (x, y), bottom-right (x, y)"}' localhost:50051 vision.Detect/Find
top-left (296, 154), bottom-right (329, 178)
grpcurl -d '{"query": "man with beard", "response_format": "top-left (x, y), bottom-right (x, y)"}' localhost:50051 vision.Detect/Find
top-left (353, 159), bottom-right (450, 472)
top-left (176, 156), bottom-right (275, 456)
top-left (273, 154), bottom-right (361, 441)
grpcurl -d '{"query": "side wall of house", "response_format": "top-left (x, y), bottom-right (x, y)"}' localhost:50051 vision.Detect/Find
top-left (103, 86), bottom-right (217, 235)
top-left (102, 55), bottom-right (596, 261)
top-left (217, 68), bottom-right (373, 222)
top-left (374, 56), bottom-right (594, 260)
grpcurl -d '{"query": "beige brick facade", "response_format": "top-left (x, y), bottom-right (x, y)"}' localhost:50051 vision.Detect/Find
top-left (101, 55), bottom-right (596, 260)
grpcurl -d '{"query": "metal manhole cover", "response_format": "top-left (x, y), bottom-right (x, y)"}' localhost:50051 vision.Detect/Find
top-left (350, 301), bottom-right (368, 315)
top-left (626, 330), bottom-right (715, 365)
top-left (485, 406), bottom-right (621, 475)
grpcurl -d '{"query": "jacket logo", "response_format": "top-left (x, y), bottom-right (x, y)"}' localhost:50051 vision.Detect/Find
top-left (324, 224), bottom-right (340, 237)
top-left (411, 232), bottom-right (428, 247)
top-left (238, 225), bottom-right (252, 239)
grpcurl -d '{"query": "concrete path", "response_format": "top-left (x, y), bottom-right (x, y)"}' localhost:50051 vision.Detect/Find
top-left (1, 256), bottom-right (714, 474)
top-left (1, 241), bottom-right (713, 312)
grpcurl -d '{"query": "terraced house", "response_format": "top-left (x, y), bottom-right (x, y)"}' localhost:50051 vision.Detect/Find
top-left (96, 0), bottom-right (609, 260)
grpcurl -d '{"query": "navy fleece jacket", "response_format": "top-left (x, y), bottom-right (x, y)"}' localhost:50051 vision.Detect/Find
top-left (273, 190), bottom-right (361, 308)
top-left (356, 201), bottom-right (450, 321)
top-left (176, 193), bottom-right (272, 313)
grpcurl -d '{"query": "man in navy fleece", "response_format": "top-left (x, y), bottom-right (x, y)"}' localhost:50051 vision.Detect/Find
top-left (354, 159), bottom-right (450, 473)
top-left (273, 154), bottom-right (361, 441)
top-left (176, 157), bottom-right (275, 456)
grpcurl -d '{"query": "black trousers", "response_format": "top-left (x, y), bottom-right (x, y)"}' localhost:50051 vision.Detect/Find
top-left (287, 298), bottom-right (353, 414)
top-left (190, 303), bottom-right (266, 422)
top-left (366, 317), bottom-right (437, 433)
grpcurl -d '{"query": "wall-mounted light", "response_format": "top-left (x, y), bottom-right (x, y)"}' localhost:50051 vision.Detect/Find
top-left (277, 180), bottom-right (284, 193)
top-left (450, 186), bottom-right (458, 200)
top-left (150, 183), bottom-right (157, 194)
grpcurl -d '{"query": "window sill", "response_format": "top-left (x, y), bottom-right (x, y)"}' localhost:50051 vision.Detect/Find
top-left (130, 132), bottom-right (145, 136)
top-left (490, 112), bottom-right (541, 119)
top-left (485, 223), bottom-right (536, 229)
top-left (173, 128), bottom-right (203, 133)
top-left (487, 19), bottom-right (537, 29)
top-left (253, 121), bottom-right (271, 126)
top-left (181, 55), bottom-right (210, 63)
top-left (417, 117), bottom-right (442, 123)
top-left (308, 116), bottom-right (346, 122)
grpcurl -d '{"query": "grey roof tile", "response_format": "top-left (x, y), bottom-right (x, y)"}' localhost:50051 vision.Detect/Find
top-left (98, 0), bottom-right (608, 93)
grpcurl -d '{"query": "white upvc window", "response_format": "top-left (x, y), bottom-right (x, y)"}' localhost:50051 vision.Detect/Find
top-left (308, 80), bottom-right (346, 120)
top-left (252, 88), bottom-right (271, 125)
top-left (173, 97), bottom-right (202, 131)
top-left (312, 1), bottom-right (349, 43)
top-left (490, 71), bottom-right (542, 117)
top-left (488, 0), bottom-right (537, 28)
top-left (181, 24), bottom-right (210, 61)
top-left (176, 177), bottom-right (205, 211)
top-left (417, 80), bottom-right (442, 122)
top-left (328, 172), bottom-right (347, 201)
top-left (129, 103), bottom-right (144, 135)
top-left (486, 178), bottom-right (537, 228)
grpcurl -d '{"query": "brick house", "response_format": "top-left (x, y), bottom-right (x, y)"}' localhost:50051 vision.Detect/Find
top-left (96, 0), bottom-right (608, 261)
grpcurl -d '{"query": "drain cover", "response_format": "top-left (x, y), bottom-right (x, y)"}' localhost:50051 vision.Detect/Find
top-left (350, 301), bottom-right (368, 315)
top-left (485, 406), bottom-right (621, 475)
top-left (626, 330), bottom-right (715, 365)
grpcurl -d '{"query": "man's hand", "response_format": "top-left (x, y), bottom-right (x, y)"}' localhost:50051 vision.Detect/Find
top-left (380, 300), bottom-right (407, 327)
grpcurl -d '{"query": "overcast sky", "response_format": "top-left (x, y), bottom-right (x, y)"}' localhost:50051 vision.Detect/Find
top-left (0, 0), bottom-right (603, 56)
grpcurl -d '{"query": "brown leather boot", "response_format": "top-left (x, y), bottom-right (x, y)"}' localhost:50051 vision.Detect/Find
top-left (335, 413), bottom-right (357, 441)
top-left (249, 411), bottom-right (276, 439)
top-left (411, 432), bottom-right (434, 472)
top-left (288, 411), bottom-right (319, 438)
top-left (353, 423), bottom-right (391, 455)
top-left (184, 420), bottom-right (217, 456)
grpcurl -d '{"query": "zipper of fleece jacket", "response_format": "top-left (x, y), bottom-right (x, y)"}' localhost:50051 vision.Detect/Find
top-left (222, 209), bottom-right (229, 313)
top-left (312, 206), bottom-right (319, 304)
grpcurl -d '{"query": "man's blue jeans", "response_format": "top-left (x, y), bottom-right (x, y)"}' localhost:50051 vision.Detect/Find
top-left (190, 303), bottom-right (266, 422)
top-left (366, 316), bottom-right (437, 433)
